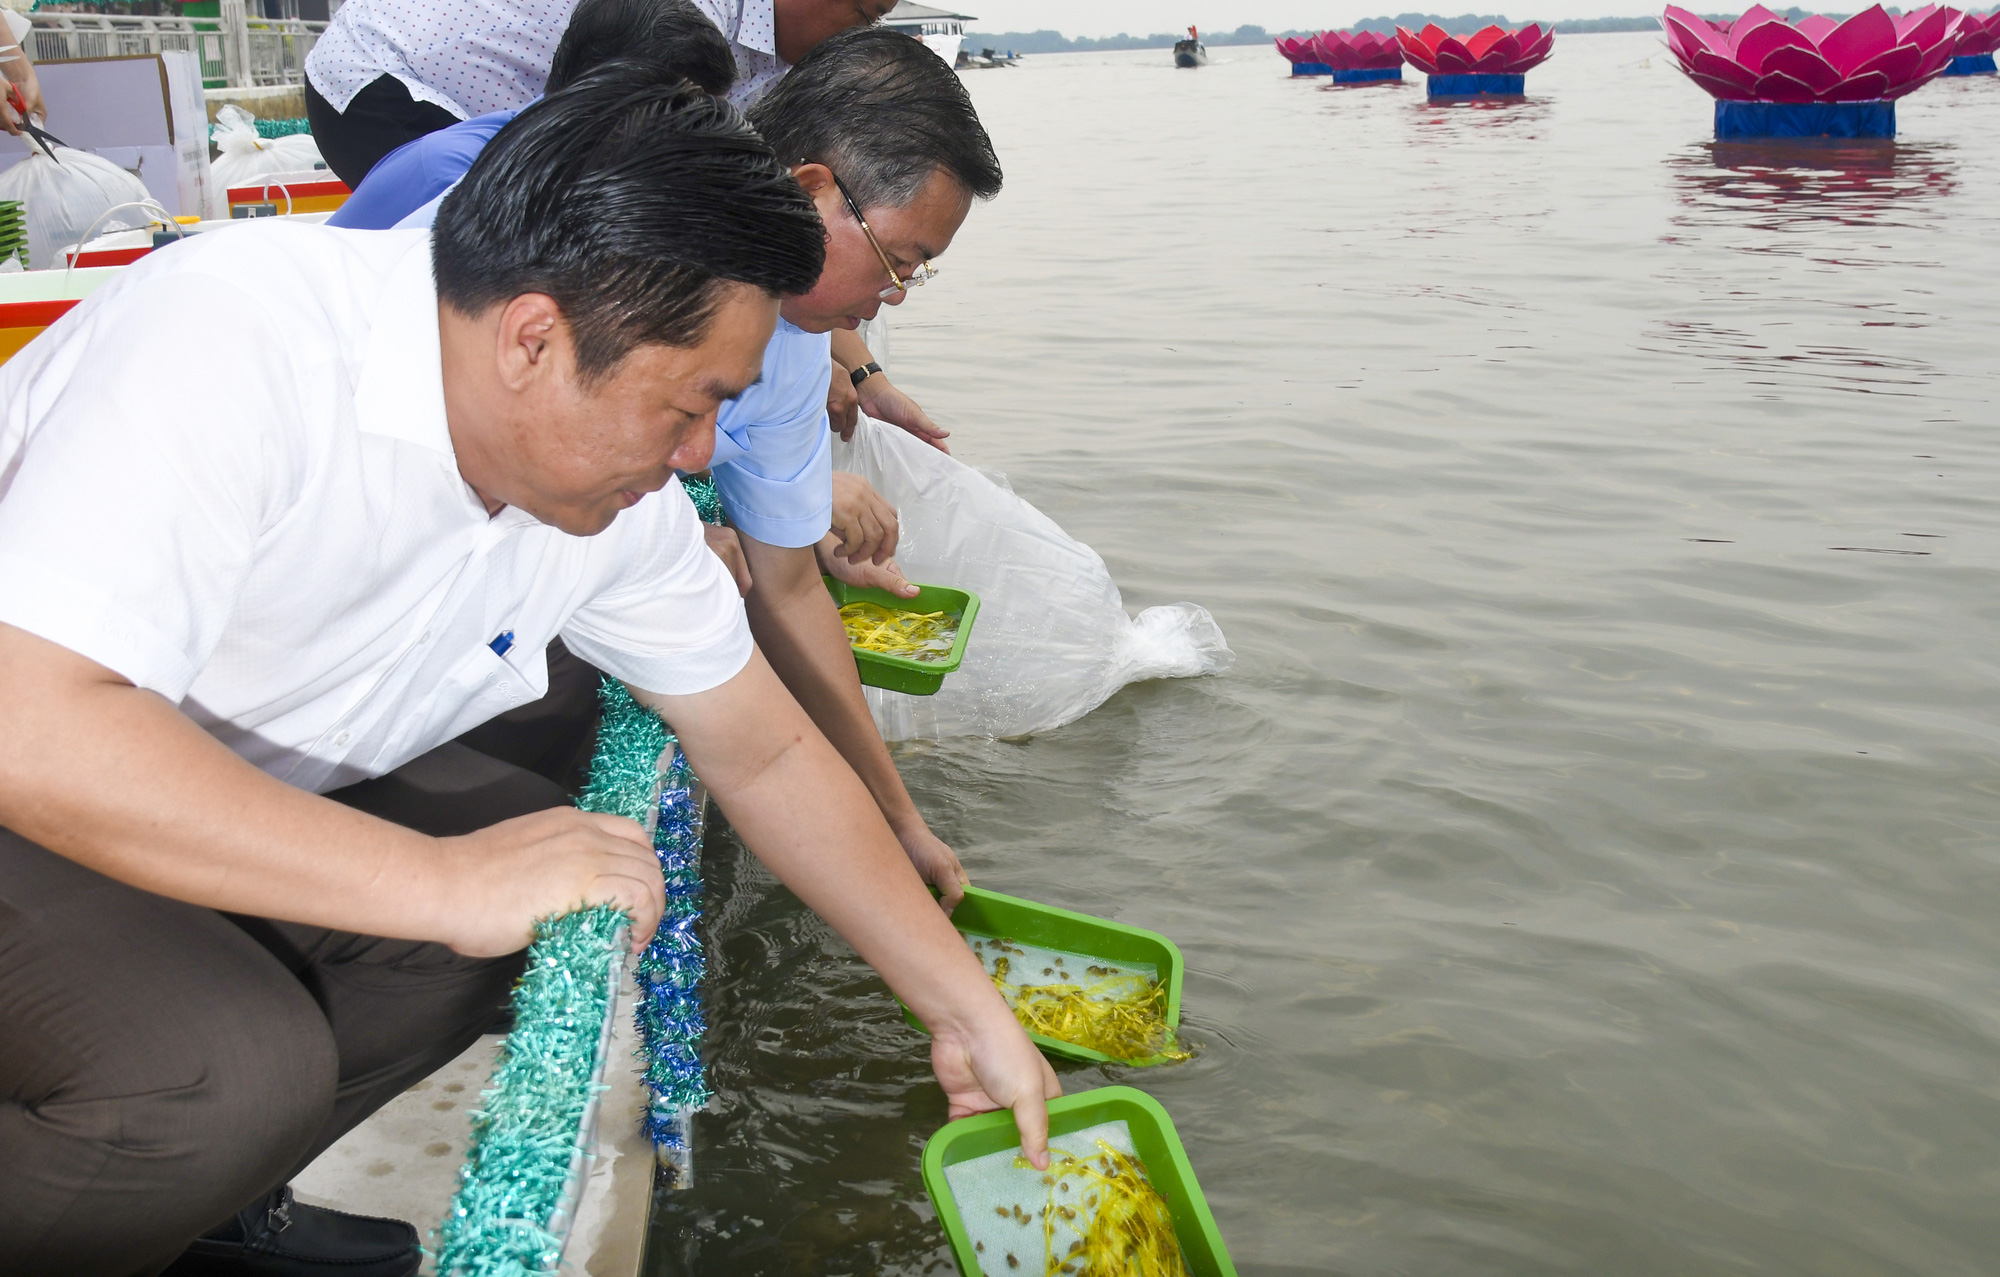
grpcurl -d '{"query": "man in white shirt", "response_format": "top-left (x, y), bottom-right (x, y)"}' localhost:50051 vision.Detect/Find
top-left (0, 68), bottom-right (1054, 1277)
top-left (305, 0), bottom-right (894, 187)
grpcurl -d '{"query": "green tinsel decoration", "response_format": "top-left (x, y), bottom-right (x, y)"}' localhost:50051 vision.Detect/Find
top-left (206, 117), bottom-right (315, 142)
top-left (437, 681), bottom-right (707, 1270)
top-left (680, 473), bottom-right (725, 526)
top-left (434, 906), bottom-right (627, 1276)
top-left (575, 682), bottom-right (671, 827)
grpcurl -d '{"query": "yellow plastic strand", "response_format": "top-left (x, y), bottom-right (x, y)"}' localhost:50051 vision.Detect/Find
top-left (981, 948), bottom-right (1189, 1063)
top-left (1011, 1140), bottom-right (1191, 1277)
top-left (839, 601), bottom-right (958, 663)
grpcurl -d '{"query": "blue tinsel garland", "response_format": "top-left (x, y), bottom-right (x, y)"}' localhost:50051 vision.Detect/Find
top-left (436, 681), bottom-right (710, 1270)
top-left (587, 681), bottom-right (713, 1138)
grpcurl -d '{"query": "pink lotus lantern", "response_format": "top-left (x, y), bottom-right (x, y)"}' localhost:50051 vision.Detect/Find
top-left (1944, 8), bottom-right (1998, 73)
top-left (1275, 34), bottom-right (1333, 75)
top-left (1396, 23), bottom-right (1555, 95)
top-left (1313, 30), bottom-right (1407, 82)
top-left (1662, 5), bottom-right (1966, 138)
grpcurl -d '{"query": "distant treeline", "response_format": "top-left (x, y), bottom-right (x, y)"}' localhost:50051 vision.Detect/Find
top-left (962, 13), bottom-right (1839, 54)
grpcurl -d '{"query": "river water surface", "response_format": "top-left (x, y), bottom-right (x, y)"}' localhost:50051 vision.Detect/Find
top-left (647, 36), bottom-right (2000, 1276)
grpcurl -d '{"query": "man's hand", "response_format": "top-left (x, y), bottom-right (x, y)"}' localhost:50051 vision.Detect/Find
top-left (632, 652), bottom-right (1056, 1166)
top-left (0, 79), bottom-right (19, 138)
top-left (701, 522), bottom-right (752, 596)
top-left (932, 1008), bottom-right (1062, 1167)
top-left (896, 821), bottom-right (968, 909)
top-left (827, 355), bottom-right (860, 440)
top-left (856, 374), bottom-right (951, 453)
top-left (436, 808), bottom-right (666, 957)
top-left (815, 532), bottom-right (918, 598)
top-left (829, 470), bottom-right (898, 566)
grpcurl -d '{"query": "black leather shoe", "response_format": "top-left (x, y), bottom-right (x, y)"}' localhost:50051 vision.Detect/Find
top-left (162, 1186), bottom-right (421, 1277)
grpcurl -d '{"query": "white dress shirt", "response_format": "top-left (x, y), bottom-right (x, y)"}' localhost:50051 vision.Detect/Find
top-left (0, 223), bottom-right (751, 795)
top-left (690, 0), bottom-right (789, 107)
top-left (306, 0), bottom-right (582, 119)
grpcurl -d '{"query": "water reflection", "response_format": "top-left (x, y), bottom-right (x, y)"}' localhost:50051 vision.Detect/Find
top-left (1410, 95), bottom-right (1553, 136)
top-left (1667, 139), bottom-right (1958, 231)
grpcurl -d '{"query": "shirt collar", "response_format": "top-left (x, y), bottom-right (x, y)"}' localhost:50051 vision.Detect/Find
top-left (739, 0), bottom-right (778, 57)
top-left (353, 235), bottom-right (453, 457)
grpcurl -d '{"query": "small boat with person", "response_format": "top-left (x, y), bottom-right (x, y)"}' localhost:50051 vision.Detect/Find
top-left (1174, 26), bottom-right (1208, 67)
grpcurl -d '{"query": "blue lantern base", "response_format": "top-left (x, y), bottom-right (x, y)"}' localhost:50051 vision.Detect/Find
top-left (1944, 53), bottom-right (1996, 75)
top-left (1427, 72), bottom-right (1525, 95)
top-left (1713, 100), bottom-right (1894, 140)
top-left (1290, 61), bottom-right (1332, 75)
top-left (1333, 67), bottom-right (1403, 83)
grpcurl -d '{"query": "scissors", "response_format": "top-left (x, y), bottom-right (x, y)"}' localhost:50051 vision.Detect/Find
top-left (5, 84), bottom-right (66, 166)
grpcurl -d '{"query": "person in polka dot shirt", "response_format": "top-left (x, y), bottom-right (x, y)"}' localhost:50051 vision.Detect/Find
top-left (306, 0), bottom-right (898, 189)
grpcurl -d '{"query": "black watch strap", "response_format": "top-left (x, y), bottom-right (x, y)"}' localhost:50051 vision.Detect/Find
top-left (849, 360), bottom-right (883, 388)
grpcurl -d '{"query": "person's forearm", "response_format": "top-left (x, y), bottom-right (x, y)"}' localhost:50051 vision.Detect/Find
top-left (829, 327), bottom-right (874, 376)
top-left (0, 622), bottom-right (449, 938)
top-left (739, 538), bottom-right (924, 832)
top-left (633, 655), bottom-right (998, 1031)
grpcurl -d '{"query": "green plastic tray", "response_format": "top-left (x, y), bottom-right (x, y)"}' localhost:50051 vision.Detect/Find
top-left (922, 1085), bottom-right (1236, 1277)
top-left (824, 577), bottom-right (979, 695)
top-left (901, 886), bottom-right (1185, 1067)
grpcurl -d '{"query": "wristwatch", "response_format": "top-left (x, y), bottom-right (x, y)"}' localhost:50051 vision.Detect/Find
top-left (849, 361), bottom-right (883, 389)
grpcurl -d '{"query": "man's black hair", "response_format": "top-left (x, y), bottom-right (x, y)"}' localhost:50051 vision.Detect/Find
top-left (433, 62), bottom-right (823, 380)
top-left (548, 0), bottom-right (737, 96)
top-left (747, 26), bottom-right (1002, 210)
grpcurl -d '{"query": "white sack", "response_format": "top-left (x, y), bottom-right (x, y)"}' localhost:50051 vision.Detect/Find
top-left (208, 105), bottom-right (326, 194)
top-left (832, 414), bottom-right (1231, 741)
top-left (0, 148), bottom-right (153, 269)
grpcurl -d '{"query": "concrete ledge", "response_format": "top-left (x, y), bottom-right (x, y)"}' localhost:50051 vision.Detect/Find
top-left (293, 968), bottom-right (656, 1275)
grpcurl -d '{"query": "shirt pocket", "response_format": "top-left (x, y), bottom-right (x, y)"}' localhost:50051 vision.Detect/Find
top-left (382, 640), bottom-right (551, 770)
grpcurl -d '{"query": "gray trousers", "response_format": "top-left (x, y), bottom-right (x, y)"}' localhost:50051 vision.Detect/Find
top-left (0, 644), bottom-right (601, 1276)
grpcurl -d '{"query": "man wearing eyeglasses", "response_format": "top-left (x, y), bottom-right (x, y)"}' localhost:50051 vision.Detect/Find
top-left (722, 24), bottom-right (1000, 903)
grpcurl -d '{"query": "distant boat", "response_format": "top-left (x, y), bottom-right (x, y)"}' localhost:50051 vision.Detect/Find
top-left (883, 0), bottom-right (972, 70)
top-left (955, 45), bottom-right (1021, 69)
top-left (1174, 25), bottom-right (1208, 67)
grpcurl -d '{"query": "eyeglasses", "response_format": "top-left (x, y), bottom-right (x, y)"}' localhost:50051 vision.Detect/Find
top-left (831, 171), bottom-right (938, 301)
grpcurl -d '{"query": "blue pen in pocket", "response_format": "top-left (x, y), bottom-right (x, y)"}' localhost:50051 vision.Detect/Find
top-left (488, 630), bottom-right (514, 658)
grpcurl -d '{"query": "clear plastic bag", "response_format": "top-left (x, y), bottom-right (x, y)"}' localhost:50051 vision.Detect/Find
top-left (208, 105), bottom-right (325, 193)
top-left (0, 148), bottom-right (153, 269)
top-left (831, 414), bottom-right (1231, 741)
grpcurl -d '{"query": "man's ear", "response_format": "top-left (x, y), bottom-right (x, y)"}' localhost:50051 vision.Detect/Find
top-left (493, 293), bottom-right (568, 392)
top-left (791, 162), bottom-right (835, 198)
top-left (792, 163), bottom-right (846, 227)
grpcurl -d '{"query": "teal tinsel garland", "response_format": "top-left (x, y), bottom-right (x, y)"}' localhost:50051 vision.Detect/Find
top-left (206, 118), bottom-right (316, 142)
top-left (680, 473), bottom-right (725, 526)
top-left (434, 906), bottom-right (627, 1276)
top-left (436, 681), bottom-right (711, 1270)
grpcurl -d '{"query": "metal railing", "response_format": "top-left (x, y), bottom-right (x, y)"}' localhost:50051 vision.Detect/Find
top-left (28, 5), bottom-right (326, 89)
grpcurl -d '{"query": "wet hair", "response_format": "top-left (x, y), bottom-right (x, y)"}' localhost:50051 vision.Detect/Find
top-left (433, 62), bottom-right (824, 380)
top-left (547, 0), bottom-right (738, 96)
top-left (747, 25), bottom-right (1002, 211)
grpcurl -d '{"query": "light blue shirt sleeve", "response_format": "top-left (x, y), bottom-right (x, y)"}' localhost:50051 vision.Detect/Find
top-left (395, 190), bottom-right (450, 230)
top-left (709, 320), bottom-right (834, 549)
top-left (327, 109), bottom-right (518, 230)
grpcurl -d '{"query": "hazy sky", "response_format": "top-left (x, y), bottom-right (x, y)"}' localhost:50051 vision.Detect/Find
top-left (957, 0), bottom-right (1667, 36)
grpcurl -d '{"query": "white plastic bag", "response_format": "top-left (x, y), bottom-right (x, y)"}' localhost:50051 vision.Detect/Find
top-left (832, 414), bottom-right (1232, 740)
top-left (208, 105), bottom-right (326, 193)
top-left (0, 148), bottom-right (154, 269)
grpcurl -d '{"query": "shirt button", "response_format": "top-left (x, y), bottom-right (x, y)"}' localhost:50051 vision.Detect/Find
top-left (334, 731), bottom-right (351, 747)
